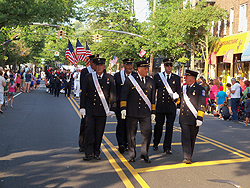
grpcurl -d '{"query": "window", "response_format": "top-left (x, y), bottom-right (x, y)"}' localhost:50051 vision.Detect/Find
top-left (230, 7), bottom-right (234, 35)
top-left (239, 3), bottom-right (248, 32)
top-left (218, 19), bottom-right (221, 37)
top-left (211, 21), bottom-right (214, 36)
top-left (223, 19), bottom-right (227, 36)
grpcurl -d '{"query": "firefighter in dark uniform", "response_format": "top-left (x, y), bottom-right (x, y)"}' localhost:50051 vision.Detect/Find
top-left (114, 58), bottom-right (137, 153)
top-left (50, 69), bottom-right (55, 95)
top-left (120, 60), bottom-right (156, 163)
top-left (78, 54), bottom-right (97, 152)
top-left (65, 69), bottom-right (73, 97)
top-left (179, 69), bottom-right (206, 164)
top-left (53, 68), bottom-right (62, 97)
top-left (153, 58), bottom-right (181, 154)
top-left (80, 58), bottom-right (116, 161)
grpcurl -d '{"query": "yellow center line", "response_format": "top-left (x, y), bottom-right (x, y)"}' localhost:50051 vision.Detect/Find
top-left (134, 158), bottom-right (250, 173)
top-left (70, 96), bottom-right (80, 109)
top-left (101, 143), bottom-right (134, 188)
top-left (67, 97), bottom-right (134, 188)
top-left (174, 126), bottom-right (250, 158)
top-left (103, 135), bottom-right (150, 188)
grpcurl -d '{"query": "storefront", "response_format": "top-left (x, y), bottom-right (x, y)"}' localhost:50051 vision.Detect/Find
top-left (210, 32), bottom-right (250, 84)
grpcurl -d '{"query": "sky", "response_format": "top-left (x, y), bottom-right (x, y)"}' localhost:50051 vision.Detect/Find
top-left (134, 0), bottom-right (150, 22)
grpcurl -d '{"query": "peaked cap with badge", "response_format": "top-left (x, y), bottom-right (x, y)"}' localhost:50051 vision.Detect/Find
top-left (136, 60), bottom-right (150, 67)
top-left (88, 54), bottom-right (99, 59)
top-left (185, 69), bottom-right (198, 78)
top-left (93, 58), bottom-right (106, 65)
top-left (123, 58), bottom-right (134, 64)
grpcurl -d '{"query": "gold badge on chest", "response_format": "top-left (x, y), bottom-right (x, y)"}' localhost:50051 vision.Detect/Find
top-left (193, 90), bottom-right (196, 95)
top-left (107, 78), bottom-right (110, 84)
top-left (173, 80), bottom-right (175, 84)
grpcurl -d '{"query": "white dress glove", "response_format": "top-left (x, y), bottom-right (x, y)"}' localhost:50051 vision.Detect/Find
top-left (80, 108), bottom-right (86, 118)
top-left (173, 92), bottom-right (179, 100)
top-left (196, 120), bottom-right (203, 127)
top-left (121, 110), bottom-right (126, 119)
top-left (176, 109), bottom-right (180, 116)
top-left (107, 111), bottom-right (115, 117)
top-left (151, 114), bottom-right (156, 122)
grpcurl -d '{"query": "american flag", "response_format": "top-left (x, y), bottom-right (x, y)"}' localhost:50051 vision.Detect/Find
top-left (85, 42), bottom-right (92, 66)
top-left (139, 48), bottom-right (147, 58)
top-left (111, 56), bottom-right (118, 66)
top-left (76, 39), bottom-right (86, 62)
top-left (65, 40), bottom-right (77, 67)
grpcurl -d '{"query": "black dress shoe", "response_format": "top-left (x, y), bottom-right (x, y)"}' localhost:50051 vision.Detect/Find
top-left (119, 145), bottom-right (125, 153)
top-left (153, 145), bottom-right (158, 151)
top-left (164, 149), bottom-right (172, 154)
top-left (79, 147), bottom-right (84, 152)
top-left (140, 155), bottom-right (151, 163)
top-left (183, 158), bottom-right (192, 164)
top-left (128, 158), bottom-right (135, 162)
top-left (83, 155), bottom-right (92, 161)
top-left (94, 155), bottom-right (101, 160)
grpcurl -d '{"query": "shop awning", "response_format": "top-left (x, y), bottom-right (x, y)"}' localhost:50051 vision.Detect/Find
top-left (208, 52), bottom-right (217, 64)
top-left (241, 42), bottom-right (250, 61)
top-left (223, 49), bottom-right (234, 63)
top-left (215, 32), bottom-right (250, 56)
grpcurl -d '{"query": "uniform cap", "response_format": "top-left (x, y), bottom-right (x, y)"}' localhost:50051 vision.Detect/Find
top-left (185, 69), bottom-right (198, 78)
top-left (88, 54), bottom-right (99, 59)
top-left (93, 58), bottom-right (106, 65)
top-left (163, 58), bottom-right (174, 66)
top-left (122, 58), bottom-right (134, 64)
top-left (136, 60), bottom-right (149, 68)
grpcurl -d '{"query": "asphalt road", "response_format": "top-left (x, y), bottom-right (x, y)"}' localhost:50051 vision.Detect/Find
top-left (1, 84), bottom-right (250, 188)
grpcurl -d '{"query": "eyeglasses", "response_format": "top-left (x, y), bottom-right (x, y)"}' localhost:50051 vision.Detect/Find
top-left (165, 64), bottom-right (173, 67)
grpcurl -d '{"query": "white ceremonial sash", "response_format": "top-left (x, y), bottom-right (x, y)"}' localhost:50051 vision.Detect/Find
top-left (120, 70), bottom-right (125, 84)
top-left (92, 72), bottom-right (115, 116)
top-left (87, 66), bottom-right (94, 73)
top-left (159, 72), bottom-right (174, 98)
top-left (183, 85), bottom-right (197, 118)
top-left (128, 75), bottom-right (151, 110)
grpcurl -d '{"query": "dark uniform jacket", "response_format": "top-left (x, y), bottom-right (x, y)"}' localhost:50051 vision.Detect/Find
top-left (120, 73), bottom-right (156, 118)
top-left (179, 82), bottom-right (206, 126)
top-left (114, 71), bottom-right (137, 109)
top-left (80, 68), bottom-right (90, 90)
top-left (154, 72), bottom-right (181, 113)
top-left (54, 72), bottom-right (62, 84)
top-left (80, 72), bottom-right (116, 116)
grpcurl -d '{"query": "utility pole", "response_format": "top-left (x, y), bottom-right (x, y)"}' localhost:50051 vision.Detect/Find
top-left (150, 0), bottom-right (157, 74)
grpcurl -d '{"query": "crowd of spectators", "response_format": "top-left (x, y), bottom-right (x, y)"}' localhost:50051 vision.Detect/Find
top-left (0, 66), bottom-right (42, 114)
top-left (197, 75), bottom-right (250, 126)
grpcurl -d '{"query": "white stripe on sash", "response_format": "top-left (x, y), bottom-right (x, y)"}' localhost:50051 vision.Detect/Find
top-left (92, 72), bottom-right (114, 116)
top-left (183, 85), bottom-right (197, 118)
top-left (120, 70), bottom-right (125, 84)
top-left (87, 66), bottom-right (94, 73)
top-left (159, 72), bottom-right (174, 98)
top-left (128, 75), bottom-right (151, 111)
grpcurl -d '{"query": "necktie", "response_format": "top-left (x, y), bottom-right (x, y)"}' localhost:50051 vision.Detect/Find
top-left (167, 75), bottom-right (170, 81)
top-left (98, 76), bottom-right (101, 79)
top-left (142, 77), bottom-right (145, 84)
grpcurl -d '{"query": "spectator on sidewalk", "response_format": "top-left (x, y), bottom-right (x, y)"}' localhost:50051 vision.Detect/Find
top-left (244, 93), bottom-right (250, 127)
top-left (16, 70), bottom-right (21, 93)
top-left (36, 74), bottom-right (41, 89)
top-left (201, 78), bottom-right (210, 108)
top-left (241, 80), bottom-right (250, 103)
top-left (230, 78), bottom-right (241, 123)
top-left (0, 70), bottom-right (6, 114)
top-left (23, 70), bottom-right (32, 93)
top-left (6, 78), bottom-right (16, 108)
top-left (226, 83), bottom-right (232, 114)
top-left (216, 86), bottom-right (227, 111)
top-left (214, 101), bottom-right (230, 120)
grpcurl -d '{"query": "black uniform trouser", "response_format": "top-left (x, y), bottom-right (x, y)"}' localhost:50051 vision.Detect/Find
top-left (49, 83), bottom-right (55, 95)
top-left (126, 116), bottom-right (152, 158)
top-left (115, 110), bottom-right (127, 147)
top-left (65, 82), bottom-right (72, 97)
top-left (85, 115), bottom-right (107, 156)
top-left (78, 116), bottom-right (86, 148)
top-left (54, 83), bottom-right (61, 97)
top-left (153, 112), bottom-right (176, 150)
top-left (180, 124), bottom-right (199, 160)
